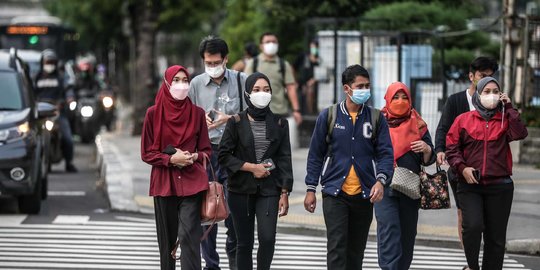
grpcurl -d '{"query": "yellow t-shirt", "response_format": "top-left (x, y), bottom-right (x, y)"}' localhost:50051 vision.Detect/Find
top-left (342, 111), bottom-right (362, 195)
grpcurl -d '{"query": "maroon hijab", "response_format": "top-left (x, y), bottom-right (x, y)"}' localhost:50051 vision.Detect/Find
top-left (151, 65), bottom-right (198, 152)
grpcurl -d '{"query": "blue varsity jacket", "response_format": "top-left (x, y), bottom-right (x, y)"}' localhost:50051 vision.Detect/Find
top-left (305, 101), bottom-right (394, 198)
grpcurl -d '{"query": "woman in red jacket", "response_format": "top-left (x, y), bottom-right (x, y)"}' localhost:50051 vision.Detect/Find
top-left (446, 76), bottom-right (528, 270)
top-left (141, 65), bottom-right (212, 270)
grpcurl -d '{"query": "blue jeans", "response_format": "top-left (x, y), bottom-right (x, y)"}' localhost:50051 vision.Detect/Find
top-left (374, 188), bottom-right (419, 270)
top-left (201, 144), bottom-right (237, 270)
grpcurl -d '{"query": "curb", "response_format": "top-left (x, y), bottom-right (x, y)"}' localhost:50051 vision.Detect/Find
top-left (507, 239), bottom-right (540, 255)
top-left (95, 134), bottom-right (139, 212)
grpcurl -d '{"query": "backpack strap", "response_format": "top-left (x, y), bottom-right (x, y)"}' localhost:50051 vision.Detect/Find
top-left (253, 57), bottom-right (258, 73)
top-left (236, 72), bottom-right (243, 111)
top-left (325, 103), bottom-right (338, 156)
top-left (279, 58), bottom-right (286, 87)
top-left (369, 107), bottom-right (381, 144)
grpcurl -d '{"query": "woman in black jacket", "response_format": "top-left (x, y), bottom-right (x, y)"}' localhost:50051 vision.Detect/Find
top-left (218, 72), bottom-right (293, 270)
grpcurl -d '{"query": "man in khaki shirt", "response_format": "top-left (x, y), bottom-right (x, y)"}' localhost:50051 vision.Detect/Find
top-left (245, 32), bottom-right (302, 124)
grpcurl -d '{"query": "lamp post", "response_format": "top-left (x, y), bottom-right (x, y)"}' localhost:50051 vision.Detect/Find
top-left (435, 25), bottom-right (449, 109)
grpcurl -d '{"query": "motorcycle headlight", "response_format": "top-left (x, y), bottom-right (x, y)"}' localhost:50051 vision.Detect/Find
top-left (0, 122), bottom-right (30, 142)
top-left (102, 96), bottom-right (114, 108)
top-left (69, 101), bottom-right (77, 111)
top-left (45, 120), bottom-right (54, 131)
top-left (81, 106), bottom-right (94, 118)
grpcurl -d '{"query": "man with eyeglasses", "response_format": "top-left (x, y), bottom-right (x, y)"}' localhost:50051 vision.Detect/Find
top-left (245, 32), bottom-right (303, 125)
top-left (189, 35), bottom-right (246, 270)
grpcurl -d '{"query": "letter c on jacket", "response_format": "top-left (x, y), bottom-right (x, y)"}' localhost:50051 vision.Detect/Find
top-left (363, 122), bottom-right (373, 139)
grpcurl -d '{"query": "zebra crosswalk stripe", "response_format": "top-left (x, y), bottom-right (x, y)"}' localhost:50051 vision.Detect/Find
top-left (0, 219), bottom-right (530, 270)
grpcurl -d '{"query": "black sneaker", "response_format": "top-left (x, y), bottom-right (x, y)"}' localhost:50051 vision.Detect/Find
top-left (65, 163), bottom-right (78, 173)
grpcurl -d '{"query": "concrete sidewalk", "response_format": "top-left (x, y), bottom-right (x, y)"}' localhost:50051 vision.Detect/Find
top-left (96, 102), bottom-right (540, 255)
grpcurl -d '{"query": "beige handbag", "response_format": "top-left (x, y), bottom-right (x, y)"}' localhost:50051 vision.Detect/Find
top-left (390, 167), bottom-right (421, 199)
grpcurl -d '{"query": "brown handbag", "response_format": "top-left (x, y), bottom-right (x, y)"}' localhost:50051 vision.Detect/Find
top-left (171, 152), bottom-right (229, 260)
top-left (200, 152), bottom-right (229, 225)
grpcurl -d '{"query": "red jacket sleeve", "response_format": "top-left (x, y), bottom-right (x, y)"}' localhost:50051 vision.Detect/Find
top-left (445, 114), bottom-right (467, 174)
top-left (504, 103), bottom-right (528, 141)
top-left (140, 108), bottom-right (172, 167)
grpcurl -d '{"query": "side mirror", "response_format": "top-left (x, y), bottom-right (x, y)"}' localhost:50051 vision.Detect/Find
top-left (37, 102), bottom-right (57, 119)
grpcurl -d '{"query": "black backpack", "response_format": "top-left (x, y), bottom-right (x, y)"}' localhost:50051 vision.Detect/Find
top-left (325, 104), bottom-right (381, 156)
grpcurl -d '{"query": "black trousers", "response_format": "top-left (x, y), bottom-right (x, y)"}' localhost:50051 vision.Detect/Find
top-left (458, 182), bottom-right (514, 270)
top-left (154, 194), bottom-right (203, 270)
top-left (228, 191), bottom-right (280, 270)
top-left (322, 193), bottom-right (373, 270)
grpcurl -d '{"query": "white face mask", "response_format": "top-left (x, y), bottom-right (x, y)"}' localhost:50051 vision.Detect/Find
top-left (43, 64), bottom-right (56, 73)
top-left (263, 42), bottom-right (279, 56)
top-left (480, 94), bottom-right (500, 109)
top-left (205, 63), bottom-right (225, 78)
top-left (248, 91), bottom-right (272, 109)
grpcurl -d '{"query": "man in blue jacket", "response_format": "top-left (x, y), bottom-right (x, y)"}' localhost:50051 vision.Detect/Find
top-left (304, 64), bottom-right (394, 269)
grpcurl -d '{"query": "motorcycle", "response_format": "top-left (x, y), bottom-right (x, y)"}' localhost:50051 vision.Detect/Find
top-left (45, 115), bottom-right (62, 170)
top-left (73, 88), bottom-right (101, 144)
top-left (41, 104), bottom-right (63, 172)
top-left (98, 89), bottom-right (115, 131)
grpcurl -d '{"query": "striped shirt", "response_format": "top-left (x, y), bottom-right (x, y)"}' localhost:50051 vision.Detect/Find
top-left (250, 120), bottom-right (270, 163)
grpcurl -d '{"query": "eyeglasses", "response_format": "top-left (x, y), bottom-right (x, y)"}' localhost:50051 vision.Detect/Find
top-left (204, 60), bottom-right (224, 67)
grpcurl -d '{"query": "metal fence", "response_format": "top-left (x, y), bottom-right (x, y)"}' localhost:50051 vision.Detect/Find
top-left (527, 16), bottom-right (540, 106)
top-left (313, 29), bottom-right (466, 141)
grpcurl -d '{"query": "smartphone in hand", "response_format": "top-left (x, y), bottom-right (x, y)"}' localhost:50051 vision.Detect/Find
top-left (208, 110), bottom-right (217, 122)
top-left (162, 144), bottom-right (177, 155)
top-left (472, 169), bottom-right (481, 181)
top-left (261, 158), bottom-right (276, 171)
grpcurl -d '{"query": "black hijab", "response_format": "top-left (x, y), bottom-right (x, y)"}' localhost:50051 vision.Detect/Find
top-left (472, 76), bottom-right (502, 121)
top-left (244, 72), bottom-right (279, 140)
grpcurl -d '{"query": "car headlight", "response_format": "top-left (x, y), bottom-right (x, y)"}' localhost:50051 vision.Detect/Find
top-left (0, 122), bottom-right (30, 141)
top-left (69, 101), bottom-right (77, 111)
top-left (45, 120), bottom-right (54, 131)
top-left (80, 106), bottom-right (94, 118)
top-left (102, 96), bottom-right (114, 108)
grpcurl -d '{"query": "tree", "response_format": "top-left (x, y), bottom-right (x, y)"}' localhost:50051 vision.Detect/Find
top-left (361, 1), bottom-right (499, 78)
top-left (46, 0), bottom-right (221, 135)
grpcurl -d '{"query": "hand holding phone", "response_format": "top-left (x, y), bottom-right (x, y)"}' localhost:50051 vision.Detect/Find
top-left (472, 169), bottom-right (480, 181)
top-left (208, 110), bottom-right (217, 122)
top-left (261, 158), bottom-right (276, 171)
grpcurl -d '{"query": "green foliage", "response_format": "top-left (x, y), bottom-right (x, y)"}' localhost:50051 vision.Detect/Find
top-left (362, 1), bottom-right (470, 31)
top-left (45, 0), bottom-right (124, 52)
top-left (220, 0), bottom-right (267, 63)
top-left (522, 106), bottom-right (540, 127)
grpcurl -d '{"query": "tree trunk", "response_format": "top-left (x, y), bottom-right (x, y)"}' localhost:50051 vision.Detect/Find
top-left (131, 0), bottom-right (160, 136)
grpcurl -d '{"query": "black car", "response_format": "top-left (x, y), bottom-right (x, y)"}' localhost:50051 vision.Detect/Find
top-left (0, 48), bottom-right (55, 214)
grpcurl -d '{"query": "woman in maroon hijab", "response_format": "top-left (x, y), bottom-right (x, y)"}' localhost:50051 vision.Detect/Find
top-left (141, 65), bottom-right (211, 270)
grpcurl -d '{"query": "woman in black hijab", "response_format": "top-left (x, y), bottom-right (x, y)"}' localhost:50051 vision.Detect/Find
top-left (218, 72), bottom-right (293, 270)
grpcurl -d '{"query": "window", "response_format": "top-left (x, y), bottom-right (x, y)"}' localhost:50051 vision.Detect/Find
top-left (0, 72), bottom-right (23, 110)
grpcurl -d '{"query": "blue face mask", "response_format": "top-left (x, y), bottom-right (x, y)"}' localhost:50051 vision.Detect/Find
top-left (349, 89), bottom-right (371, 104)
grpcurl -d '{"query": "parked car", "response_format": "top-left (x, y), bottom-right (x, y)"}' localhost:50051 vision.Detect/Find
top-left (0, 48), bottom-right (56, 214)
